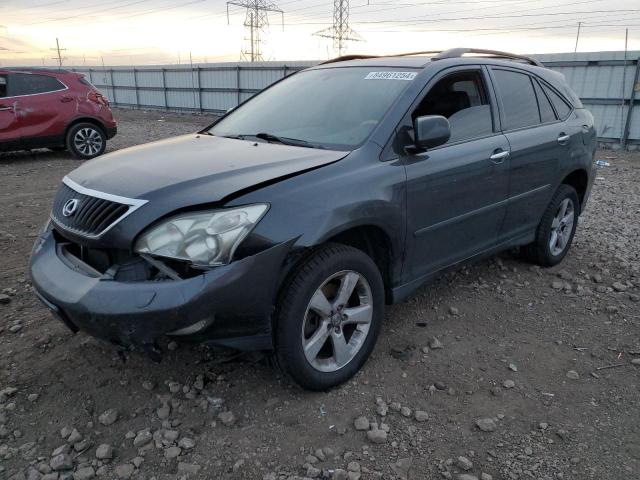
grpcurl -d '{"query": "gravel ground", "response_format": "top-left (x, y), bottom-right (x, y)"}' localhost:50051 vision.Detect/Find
top-left (0, 108), bottom-right (639, 480)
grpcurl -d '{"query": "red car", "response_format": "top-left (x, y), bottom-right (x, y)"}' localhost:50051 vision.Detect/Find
top-left (0, 68), bottom-right (117, 159)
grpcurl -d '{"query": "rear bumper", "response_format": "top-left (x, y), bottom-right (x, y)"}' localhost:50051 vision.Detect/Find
top-left (29, 230), bottom-right (292, 352)
top-left (581, 160), bottom-right (597, 213)
top-left (105, 125), bottom-right (117, 139)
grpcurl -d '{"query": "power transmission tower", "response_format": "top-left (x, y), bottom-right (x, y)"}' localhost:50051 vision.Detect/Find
top-left (50, 37), bottom-right (66, 67)
top-left (313, 0), bottom-right (362, 57)
top-left (227, 0), bottom-right (284, 62)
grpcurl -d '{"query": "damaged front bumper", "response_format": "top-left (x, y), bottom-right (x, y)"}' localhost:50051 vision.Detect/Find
top-left (29, 230), bottom-right (293, 354)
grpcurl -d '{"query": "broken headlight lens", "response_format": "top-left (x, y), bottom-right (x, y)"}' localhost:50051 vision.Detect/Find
top-left (134, 204), bottom-right (268, 266)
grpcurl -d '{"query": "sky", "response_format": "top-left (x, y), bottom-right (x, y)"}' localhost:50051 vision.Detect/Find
top-left (0, 0), bottom-right (639, 66)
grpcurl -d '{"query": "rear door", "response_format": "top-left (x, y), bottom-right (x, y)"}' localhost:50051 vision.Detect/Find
top-left (394, 66), bottom-right (511, 282)
top-left (489, 67), bottom-right (570, 241)
top-left (6, 72), bottom-right (71, 147)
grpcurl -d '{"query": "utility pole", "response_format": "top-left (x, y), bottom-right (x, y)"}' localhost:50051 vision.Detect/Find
top-left (50, 37), bottom-right (66, 66)
top-left (574, 22), bottom-right (582, 53)
top-left (620, 28), bottom-right (629, 146)
top-left (313, 0), bottom-right (362, 57)
top-left (226, 0), bottom-right (284, 62)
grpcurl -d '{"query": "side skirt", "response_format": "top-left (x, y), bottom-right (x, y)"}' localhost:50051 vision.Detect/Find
top-left (390, 231), bottom-right (534, 304)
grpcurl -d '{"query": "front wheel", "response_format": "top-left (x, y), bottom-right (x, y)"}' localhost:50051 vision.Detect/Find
top-left (275, 244), bottom-right (384, 391)
top-left (66, 123), bottom-right (106, 159)
top-left (522, 184), bottom-right (579, 267)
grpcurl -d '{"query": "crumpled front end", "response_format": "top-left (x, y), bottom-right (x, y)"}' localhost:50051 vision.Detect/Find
top-left (30, 226), bottom-right (293, 355)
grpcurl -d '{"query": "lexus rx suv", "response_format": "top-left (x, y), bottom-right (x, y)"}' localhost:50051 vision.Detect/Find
top-left (0, 68), bottom-right (116, 159)
top-left (30, 49), bottom-right (596, 391)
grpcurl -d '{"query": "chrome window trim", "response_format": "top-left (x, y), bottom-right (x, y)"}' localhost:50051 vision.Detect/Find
top-left (50, 176), bottom-right (148, 239)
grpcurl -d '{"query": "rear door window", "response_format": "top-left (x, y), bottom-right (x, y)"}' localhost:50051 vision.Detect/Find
top-left (541, 83), bottom-right (572, 119)
top-left (533, 80), bottom-right (557, 123)
top-left (7, 73), bottom-right (66, 97)
top-left (492, 69), bottom-right (540, 130)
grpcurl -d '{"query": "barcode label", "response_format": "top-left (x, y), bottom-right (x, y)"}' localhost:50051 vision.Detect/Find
top-left (364, 71), bottom-right (417, 81)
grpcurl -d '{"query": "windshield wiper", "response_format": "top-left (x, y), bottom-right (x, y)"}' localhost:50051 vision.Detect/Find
top-left (254, 132), bottom-right (326, 149)
top-left (217, 132), bottom-right (326, 149)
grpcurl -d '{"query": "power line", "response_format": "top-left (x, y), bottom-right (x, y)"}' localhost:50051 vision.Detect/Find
top-left (285, 0), bottom-right (591, 24)
top-left (24, 0), bottom-right (156, 26)
top-left (313, 0), bottom-right (362, 56)
top-left (227, 0), bottom-right (285, 61)
top-left (290, 6), bottom-right (640, 26)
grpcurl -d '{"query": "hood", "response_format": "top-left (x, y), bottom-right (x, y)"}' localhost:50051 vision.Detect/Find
top-left (68, 134), bottom-right (349, 204)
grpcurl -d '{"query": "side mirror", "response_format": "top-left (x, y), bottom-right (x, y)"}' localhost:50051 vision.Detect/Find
top-left (413, 115), bottom-right (450, 149)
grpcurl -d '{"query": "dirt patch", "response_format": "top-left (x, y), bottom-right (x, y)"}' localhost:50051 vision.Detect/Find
top-left (1, 109), bottom-right (639, 480)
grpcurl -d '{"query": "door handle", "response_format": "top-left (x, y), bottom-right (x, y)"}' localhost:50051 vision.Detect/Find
top-left (490, 150), bottom-right (510, 163)
top-left (557, 133), bottom-right (570, 144)
top-left (0, 105), bottom-right (12, 111)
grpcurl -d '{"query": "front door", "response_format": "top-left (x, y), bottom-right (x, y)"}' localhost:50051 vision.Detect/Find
top-left (0, 74), bottom-right (21, 150)
top-left (394, 66), bottom-right (511, 282)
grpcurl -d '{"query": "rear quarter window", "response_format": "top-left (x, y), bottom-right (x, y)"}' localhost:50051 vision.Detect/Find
top-left (541, 83), bottom-right (572, 119)
top-left (492, 69), bottom-right (541, 130)
top-left (533, 80), bottom-right (557, 123)
top-left (8, 73), bottom-right (66, 97)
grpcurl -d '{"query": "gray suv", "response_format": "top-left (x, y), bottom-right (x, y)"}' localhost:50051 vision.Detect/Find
top-left (30, 48), bottom-right (596, 390)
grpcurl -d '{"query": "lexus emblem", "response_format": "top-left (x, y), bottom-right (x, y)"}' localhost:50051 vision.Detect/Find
top-left (62, 198), bottom-right (80, 217)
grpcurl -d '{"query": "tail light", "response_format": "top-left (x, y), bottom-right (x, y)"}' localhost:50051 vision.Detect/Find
top-left (88, 90), bottom-right (109, 106)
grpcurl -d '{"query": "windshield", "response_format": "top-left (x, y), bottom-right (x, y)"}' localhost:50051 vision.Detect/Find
top-left (209, 67), bottom-right (418, 150)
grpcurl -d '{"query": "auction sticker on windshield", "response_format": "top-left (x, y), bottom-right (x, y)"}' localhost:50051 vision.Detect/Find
top-left (365, 71), bottom-right (417, 81)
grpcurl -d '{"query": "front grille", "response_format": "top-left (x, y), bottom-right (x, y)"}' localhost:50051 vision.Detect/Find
top-left (50, 178), bottom-right (146, 238)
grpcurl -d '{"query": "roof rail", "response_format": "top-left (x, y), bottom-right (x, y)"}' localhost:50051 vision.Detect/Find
top-left (432, 48), bottom-right (544, 67)
top-left (320, 51), bottom-right (444, 65)
top-left (319, 54), bottom-right (380, 65)
top-left (319, 48), bottom-right (544, 67)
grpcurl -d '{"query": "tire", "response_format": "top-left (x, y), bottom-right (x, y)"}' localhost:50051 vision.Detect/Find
top-left (66, 122), bottom-right (106, 159)
top-left (275, 243), bottom-right (384, 391)
top-left (522, 184), bottom-right (580, 267)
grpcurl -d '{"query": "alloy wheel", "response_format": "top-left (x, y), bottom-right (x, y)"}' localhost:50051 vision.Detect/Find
top-left (549, 198), bottom-right (575, 256)
top-left (73, 128), bottom-right (103, 157)
top-left (301, 270), bottom-right (373, 372)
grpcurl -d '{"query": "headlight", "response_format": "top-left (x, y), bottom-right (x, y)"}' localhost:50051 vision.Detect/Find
top-left (134, 204), bottom-right (268, 266)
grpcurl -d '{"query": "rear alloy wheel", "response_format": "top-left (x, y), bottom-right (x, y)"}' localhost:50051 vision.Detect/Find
top-left (66, 123), bottom-right (106, 159)
top-left (275, 244), bottom-right (384, 391)
top-left (522, 184), bottom-right (579, 267)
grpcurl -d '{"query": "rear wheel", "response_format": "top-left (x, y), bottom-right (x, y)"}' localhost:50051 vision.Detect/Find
top-left (522, 184), bottom-right (579, 267)
top-left (66, 122), bottom-right (106, 159)
top-left (275, 244), bottom-right (384, 391)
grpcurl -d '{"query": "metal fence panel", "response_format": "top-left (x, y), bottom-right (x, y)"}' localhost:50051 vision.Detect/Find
top-left (201, 91), bottom-right (236, 112)
top-left (137, 89), bottom-right (166, 108)
top-left (200, 69), bottom-right (237, 89)
top-left (111, 70), bottom-right (136, 87)
top-left (136, 70), bottom-right (164, 88)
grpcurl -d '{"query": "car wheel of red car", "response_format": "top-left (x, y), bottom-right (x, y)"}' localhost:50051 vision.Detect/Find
top-left (66, 122), bottom-right (106, 159)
